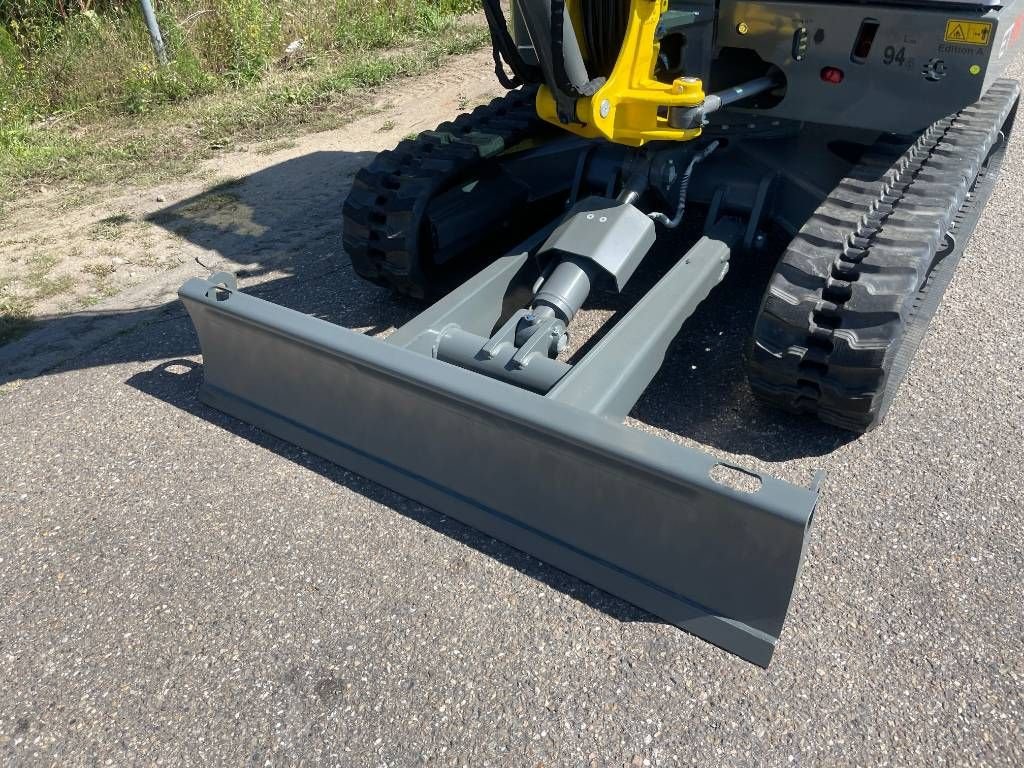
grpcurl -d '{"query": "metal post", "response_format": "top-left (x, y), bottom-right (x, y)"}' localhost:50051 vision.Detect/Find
top-left (139, 0), bottom-right (168, 66)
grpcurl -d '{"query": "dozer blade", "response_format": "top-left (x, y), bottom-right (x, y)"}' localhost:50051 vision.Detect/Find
top-left (179, 275), bottom-right (820, 667)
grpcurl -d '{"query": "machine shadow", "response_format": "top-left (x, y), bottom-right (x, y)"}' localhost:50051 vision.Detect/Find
top-left (126, 357), bottom-right (656, 626)
top-left (146, 150), bottom-right (376, 276)
top-left (148, 148), bottom-right (425, 332)
top-left (0, 149), bottom-right (413, 386)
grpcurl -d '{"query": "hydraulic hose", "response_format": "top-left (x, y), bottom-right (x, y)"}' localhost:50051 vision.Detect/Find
top-left (482, 0), bottom-right (541, 87)
top-left (648, 141), bottom-right (720, 229)
top-left (517, 0), bottom-right (592, 93)
top-left (517, 0), bottom-right (605, 121)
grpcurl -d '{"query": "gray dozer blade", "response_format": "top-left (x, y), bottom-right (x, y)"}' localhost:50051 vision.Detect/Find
top-left (179, 255), bottom-right (820, 666)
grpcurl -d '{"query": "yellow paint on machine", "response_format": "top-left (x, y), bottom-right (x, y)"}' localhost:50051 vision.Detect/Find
top-left (536, 0), bottom-right (705, 146)
top-left (944, 19), bottom-right (994, 45)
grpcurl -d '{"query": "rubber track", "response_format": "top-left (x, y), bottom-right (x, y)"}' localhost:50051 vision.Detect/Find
top-left (748, 79), bottom-right (1019, 432)
top-left (342, 87), bottom-right (544, 299)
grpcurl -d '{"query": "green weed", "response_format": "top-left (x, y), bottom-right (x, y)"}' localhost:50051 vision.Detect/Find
top-left (87, 213), bottom-right (133, 240)
top-left (254, 138), bottom-right (299, 154)
top-left (23, 253), bottom-right (73, 298)
top-left (1, 1), bottom-right (483, 122)
top-left (0, 3), bottom-right (488, 199)
top-left (82, 262), bottom-right (117, 278)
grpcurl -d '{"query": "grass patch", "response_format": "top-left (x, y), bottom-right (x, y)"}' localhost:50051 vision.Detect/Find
top-left (0, 252), bottom-right (78, 343)
top-left (87, 213), bottom-right (133, 239)
top-left (0, 20), bottom-right (488, 199)
top-left (177, 191), bottom-right (241, 215)
top-left (82, 262), bottom-right (117, 278)
top-left (254, 138), bottom-right (299, 155)
top-left (30, 272), bottom-right (75, 300)
top-left (24, 252), bottom-right (56, 277)
top-left (1, 2), bottom-right (487, 200)
top-left (209, 176), bottom-right (245, 189)
top-left (23, 253), bottom-right (74, 300)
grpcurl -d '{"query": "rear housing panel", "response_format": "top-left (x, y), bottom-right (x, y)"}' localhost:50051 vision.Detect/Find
top-left (718, 0), bottom-right (1024, 132)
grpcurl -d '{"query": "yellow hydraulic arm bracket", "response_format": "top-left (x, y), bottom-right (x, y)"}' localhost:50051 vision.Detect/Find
top-left (536, 0), bottom-right (704, 146)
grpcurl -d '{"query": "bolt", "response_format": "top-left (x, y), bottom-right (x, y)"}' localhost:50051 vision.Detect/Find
top-left (599, 99), bottom-right (611, 118)
top-left (753, 231), bottom-right (767, 250)
top-left (737, 21), bottom-right (749, 34)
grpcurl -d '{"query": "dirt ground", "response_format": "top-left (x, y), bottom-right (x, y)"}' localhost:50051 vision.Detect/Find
top-left (0, 49), bottom-right (504, 349)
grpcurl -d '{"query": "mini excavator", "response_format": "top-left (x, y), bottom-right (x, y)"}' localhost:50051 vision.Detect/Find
top-left (180, 0), bottom-right (1021, 664)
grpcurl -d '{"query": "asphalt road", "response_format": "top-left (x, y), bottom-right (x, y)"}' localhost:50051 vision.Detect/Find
top-left (3, 99), bottom-right (1023, 765)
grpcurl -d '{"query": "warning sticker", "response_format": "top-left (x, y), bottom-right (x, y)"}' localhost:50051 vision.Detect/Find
top-left (944, 19), bottom-right (994, 45)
